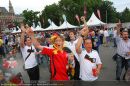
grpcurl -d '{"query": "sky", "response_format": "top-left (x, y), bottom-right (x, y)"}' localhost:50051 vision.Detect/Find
top-left (0, 0), bottom-right (130, 14)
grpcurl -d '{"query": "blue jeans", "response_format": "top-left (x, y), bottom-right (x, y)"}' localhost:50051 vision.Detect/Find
top-left (116, 56), bottom-right (127, 80)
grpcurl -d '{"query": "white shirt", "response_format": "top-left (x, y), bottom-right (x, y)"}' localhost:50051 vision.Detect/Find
top-left (64, 39), bottom-right (79, 62)
top-left (113, 30), bottom-right (117, 38)
top-left (99, 30), bottom-right (104, 35)
top-left (116, 36), bottom-right (130, 59)
top-left (21, 45), bottom-right (38, 69)
top-left (104, 30), bottom-right (109, 37)
top-left (79, 49), bottom-right (102, 81)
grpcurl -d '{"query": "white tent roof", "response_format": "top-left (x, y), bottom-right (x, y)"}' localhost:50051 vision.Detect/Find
top-left (56, 21), bottom-right (78, 30)
top-left (86, 12), bottom-right (106, 26)
top-left (43, 22), bottom-right (58, 31)
top-left (34, 26), bottom-right (44, 31)
top-left (11, 27), bottom-right (21, 34)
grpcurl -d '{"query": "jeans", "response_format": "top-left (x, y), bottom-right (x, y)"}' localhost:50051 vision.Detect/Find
top-left (116, 56), bottom-right (127, 80)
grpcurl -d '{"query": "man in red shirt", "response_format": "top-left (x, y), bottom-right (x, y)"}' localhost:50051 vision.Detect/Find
top-left (26, 28), bottom-right (69, 80)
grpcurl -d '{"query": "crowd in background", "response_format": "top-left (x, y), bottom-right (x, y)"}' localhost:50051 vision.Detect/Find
top-left (0, 23), bottom-right (130, 85)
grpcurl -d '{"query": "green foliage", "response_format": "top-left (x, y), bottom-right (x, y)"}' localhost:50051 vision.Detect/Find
top-left (22, 10), bottom-right (40, 27)
top-left (22, 0), bottom-right (130, 27)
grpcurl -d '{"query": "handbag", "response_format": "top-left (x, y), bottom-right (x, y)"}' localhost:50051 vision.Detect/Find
top-left (23, 46), bottom-right (32, 70)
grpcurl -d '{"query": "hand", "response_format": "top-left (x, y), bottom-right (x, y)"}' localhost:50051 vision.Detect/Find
top-left (80, 16), bottom-right (85, 23)
top-left (126, 52), bottom-right (130, 56)
top-left (20, 23), bottom-right (26, 33)
top-left (96, 68), bottom-right (100, 76)
top-left (68, 53), bottom-right (74, 62)
top-left (80, 26), bottom-right (89, 36)
top-left (26, 27), bottom-right (34, 37)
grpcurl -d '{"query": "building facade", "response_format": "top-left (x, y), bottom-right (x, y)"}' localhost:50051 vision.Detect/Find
top-left (0, 0), bottom-right (23, 32)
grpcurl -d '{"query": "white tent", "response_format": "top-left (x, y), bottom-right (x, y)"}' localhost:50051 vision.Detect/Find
top-left (86, 12), bottom-right (106, 26)
top-left (34, 26), bottom-right (44, 31)
top-left (43, 21), bottom-right (58, 31)
top-left (56, 21), bottom-right (78, 30)
top-left (11, 27), bottom-right (21, 34)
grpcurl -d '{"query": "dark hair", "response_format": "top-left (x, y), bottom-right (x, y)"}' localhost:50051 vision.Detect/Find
top-left (69, 30), bottom-right (76, 35)
top-left (83, 36), bottom-right (92, 44)
top-left (24, 36), bottom-right (31, 43)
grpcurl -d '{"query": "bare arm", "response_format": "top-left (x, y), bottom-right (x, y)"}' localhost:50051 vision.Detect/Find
top-left (76, 16), bottom-right (89, 54)
top-left (75, 36), bottom-right (83, 54)
top-left (117, 25), bottom-right (120, 36)
top-left (97, 64), bottom-right (102, 75)
top-left (27, 27), bottom-right (44, 50)
top-left (20, 32), bottom-right (25, 48)
top-left (30, 35), bottom-right (44, 50)
top-left (20, 23), bottom-right (26, 48)
top-left (117, 21), bottom-right (122, 36)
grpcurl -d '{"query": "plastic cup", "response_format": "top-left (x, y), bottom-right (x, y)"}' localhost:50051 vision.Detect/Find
top-left (92, 67), bottom-right (97, 77)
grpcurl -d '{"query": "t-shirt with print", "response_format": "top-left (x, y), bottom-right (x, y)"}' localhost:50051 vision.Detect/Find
top-left (21, 45), bottom-right (37, 69)
top-left (79, 49), bottom-right (102, 81)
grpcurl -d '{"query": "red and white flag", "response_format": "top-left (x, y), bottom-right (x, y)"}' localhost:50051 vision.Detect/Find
top-left (97, 9), bottom-right (101, 20)
top-left (75, 14), bottom-right (80, 24)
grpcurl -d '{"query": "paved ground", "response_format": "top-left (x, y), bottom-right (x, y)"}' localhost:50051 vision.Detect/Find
top-left (1, 43), bottom-right (123, 83)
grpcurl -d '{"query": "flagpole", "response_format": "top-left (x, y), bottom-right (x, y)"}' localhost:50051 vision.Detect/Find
top-left (106, 10), bottom-right (107, 23)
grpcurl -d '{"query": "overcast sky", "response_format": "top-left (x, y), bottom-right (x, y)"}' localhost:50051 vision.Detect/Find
top-left (0, 0), bottom-right (130, 14)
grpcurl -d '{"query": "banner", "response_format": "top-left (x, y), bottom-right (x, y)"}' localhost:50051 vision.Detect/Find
top-left (75, 14), bottom-right (80, 24)
top-left (84, 2), bottom-right (87, 19)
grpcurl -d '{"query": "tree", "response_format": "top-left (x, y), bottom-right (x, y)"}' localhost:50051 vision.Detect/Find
top-left (22, 10), bottom-right (40, 27)
top-left (120, 8), bottom-right (130, 22)
top-left (98, 1), bottom-right (118, 23)
top-left (41, 3), bottom-right (61, 28)
top-left (59, 0), bottom-right (81, 25)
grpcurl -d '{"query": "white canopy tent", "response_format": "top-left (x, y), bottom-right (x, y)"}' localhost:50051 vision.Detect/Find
top-left (56, 21), bottom-right (78, 30)
top-left (11, 27), bottom-right (21, 34)
top-left (43, 21), bottom-right (58, 31)
top-left (32, 22), bottom-right (44, 31)
top-left (34, 26), bottom-right (44, 31)
top-left (84, 12), bottom-right (106, 26)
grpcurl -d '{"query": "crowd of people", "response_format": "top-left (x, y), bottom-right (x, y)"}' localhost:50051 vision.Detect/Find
top-left (0, 21), bottom-right (130, 85)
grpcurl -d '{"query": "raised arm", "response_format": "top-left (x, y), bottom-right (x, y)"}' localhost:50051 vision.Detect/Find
top-left (26, 27), bottom-right (44, 50)
top-left (76, 16), bottom-right (89, 54)
top-left (117, 23), bottom-right (121, 36)
top-left (20, 23), bottom-right (26, 48)
top-left (75, 36), bottom-right (83, 54)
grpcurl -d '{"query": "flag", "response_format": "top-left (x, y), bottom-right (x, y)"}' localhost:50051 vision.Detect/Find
top-left (97, 9), bottom-right (101, 20)
top-left (75, 14), bottom-right (80, 24)
top-left (84, 2), bottom-right (87, 19)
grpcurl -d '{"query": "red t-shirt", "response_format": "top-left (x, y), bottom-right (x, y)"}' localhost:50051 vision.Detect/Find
top-left (41, 47), bottom-right (69, 80)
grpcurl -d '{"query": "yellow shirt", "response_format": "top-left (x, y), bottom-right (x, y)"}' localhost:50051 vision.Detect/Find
top-left (0, 39), bottom-right (3, 46)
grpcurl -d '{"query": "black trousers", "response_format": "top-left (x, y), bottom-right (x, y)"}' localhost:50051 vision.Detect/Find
top-left (26, 65), bottom-right (39, 85)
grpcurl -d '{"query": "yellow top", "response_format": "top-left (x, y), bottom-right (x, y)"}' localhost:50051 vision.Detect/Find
top-left (0, 39), bottom-right (3, 46)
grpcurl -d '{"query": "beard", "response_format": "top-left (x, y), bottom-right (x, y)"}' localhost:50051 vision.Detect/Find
top-left (123, 37), bottom-right (128, 40)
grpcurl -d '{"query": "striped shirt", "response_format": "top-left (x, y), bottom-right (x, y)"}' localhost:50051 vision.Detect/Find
top-left (116, 36), bottom-right (130, 59)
